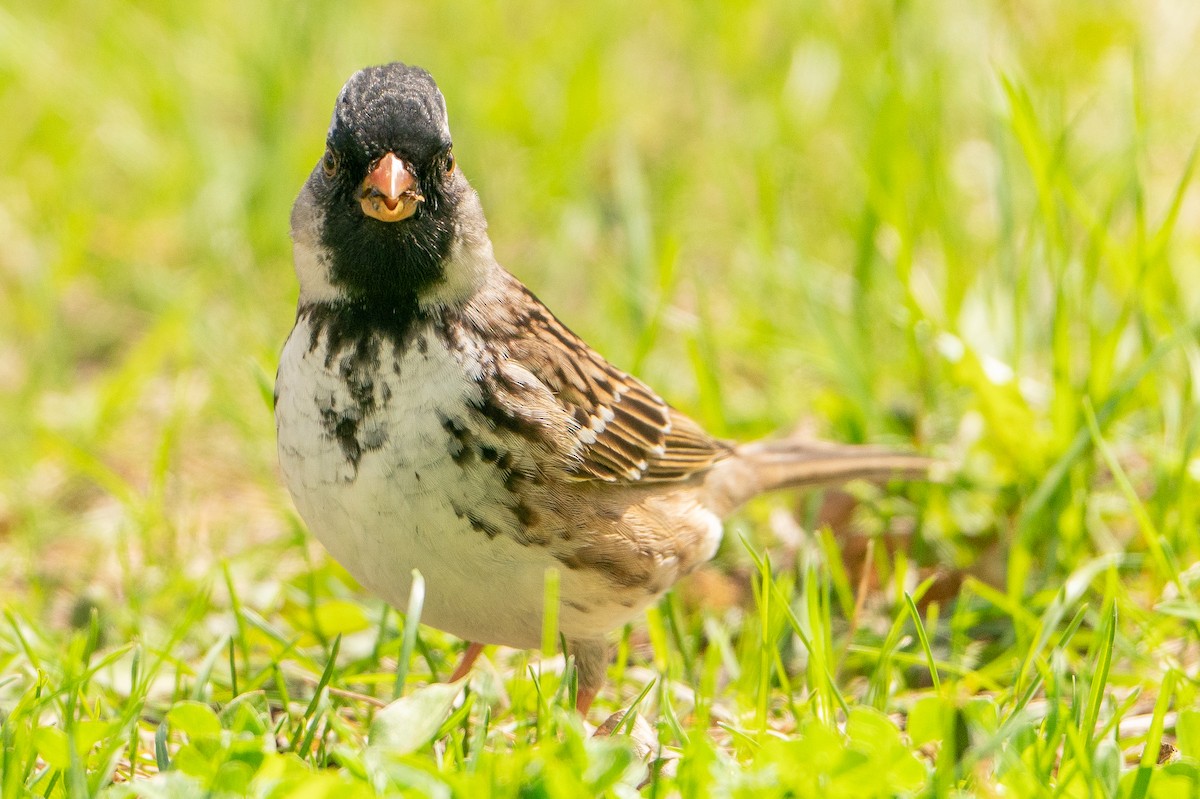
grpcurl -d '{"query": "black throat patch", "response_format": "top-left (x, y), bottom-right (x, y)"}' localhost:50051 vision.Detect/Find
top-left (320, 201), bottom-right (456, 301)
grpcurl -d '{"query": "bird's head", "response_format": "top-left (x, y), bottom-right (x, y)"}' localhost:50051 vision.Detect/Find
top-left (293, 63), bottom-right (483, 305)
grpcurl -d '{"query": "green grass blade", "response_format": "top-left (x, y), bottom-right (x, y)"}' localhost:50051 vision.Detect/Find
top-left (394, 569), bottom-right (426, 700)
top-left (904, 592), bottom-right (940, 693)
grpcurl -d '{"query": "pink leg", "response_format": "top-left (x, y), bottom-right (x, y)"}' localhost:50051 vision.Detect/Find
top-left (569, 638), bottom-right (609, 716)
top-left (576, 684), bottom-right (599, 714)
top-left (449, 642), bottom-right (485, 682)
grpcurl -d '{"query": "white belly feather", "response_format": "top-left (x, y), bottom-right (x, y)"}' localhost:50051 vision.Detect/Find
top-left (276, 315), bottom-right (568, 648)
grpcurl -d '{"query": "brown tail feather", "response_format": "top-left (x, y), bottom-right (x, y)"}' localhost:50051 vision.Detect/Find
top-left (703, 438), bottom-right (933, 517)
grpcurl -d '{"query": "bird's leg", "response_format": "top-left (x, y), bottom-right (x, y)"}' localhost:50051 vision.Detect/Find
top-left (449, 641), bottom-right (485, 682)
top-left (576, 685), bottom-right (599, 715)
top-left (568, 638), bottom-right (610, 714)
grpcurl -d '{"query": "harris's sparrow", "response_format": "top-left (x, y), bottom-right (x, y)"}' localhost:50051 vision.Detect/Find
top-left (274, 63), bottom-right (929, 712)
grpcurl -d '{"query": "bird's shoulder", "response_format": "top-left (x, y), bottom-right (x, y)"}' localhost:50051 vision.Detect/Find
top-left (450, 269), bottom-right (731, 484)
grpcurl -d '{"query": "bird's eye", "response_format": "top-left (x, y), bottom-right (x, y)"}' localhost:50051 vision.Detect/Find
top-left (445, 148), bottom-right (455, 174)
top-left (322, 148), bottom-right (338, 178)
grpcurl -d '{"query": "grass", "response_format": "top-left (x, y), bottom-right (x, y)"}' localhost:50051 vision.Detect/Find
top-left (2, 0), bottom-right (1200, 795)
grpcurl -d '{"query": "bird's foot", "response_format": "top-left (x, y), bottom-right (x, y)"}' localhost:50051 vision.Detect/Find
top-left (448, 641), bottom-right (484, 683)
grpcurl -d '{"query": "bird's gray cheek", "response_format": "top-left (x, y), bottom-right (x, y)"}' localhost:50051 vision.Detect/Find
top-left (291, 239), bottom-right (340, 304)
top-left (290, 182), bottom-right (323, 241)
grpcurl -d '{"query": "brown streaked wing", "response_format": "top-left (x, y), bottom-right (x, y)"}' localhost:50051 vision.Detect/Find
top-left (497, 284), bottom-right (731, 483)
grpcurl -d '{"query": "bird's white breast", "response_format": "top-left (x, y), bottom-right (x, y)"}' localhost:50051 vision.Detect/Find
top-left (275, 313), bottom-right (567, 649)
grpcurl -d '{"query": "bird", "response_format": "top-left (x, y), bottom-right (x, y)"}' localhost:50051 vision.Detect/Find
top-left (275, 62), bottom-right (929, 714)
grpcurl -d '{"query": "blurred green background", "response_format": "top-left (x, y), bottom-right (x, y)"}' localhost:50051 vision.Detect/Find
top-left (3, 0), bottom-right (1200, 793)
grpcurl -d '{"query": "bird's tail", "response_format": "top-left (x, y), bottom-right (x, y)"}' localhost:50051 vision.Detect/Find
top-left (703, 436), bottom-right (932, 516)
